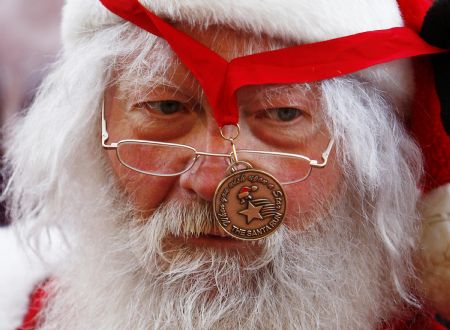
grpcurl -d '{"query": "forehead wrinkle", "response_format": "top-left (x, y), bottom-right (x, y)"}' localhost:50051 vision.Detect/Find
top-left (176, 23), bottom-right (291, 60)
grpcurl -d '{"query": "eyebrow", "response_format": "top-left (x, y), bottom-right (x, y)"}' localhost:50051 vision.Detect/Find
top-left (116, 55), bottom-right (200, 104)
top-left (238, 84), bottom-right (315, 104)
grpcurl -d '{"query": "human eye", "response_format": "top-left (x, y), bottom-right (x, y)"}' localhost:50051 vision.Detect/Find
top-left (127, 98), bottom-right (198, 140)
top-left (257, 107), bottom-right (305, 123)
top-left (133, 100), bottom-right (187, 116)
top-left (245, 105), bottom-right (319, 148)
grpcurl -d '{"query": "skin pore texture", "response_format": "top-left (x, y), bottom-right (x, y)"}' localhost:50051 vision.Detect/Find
top-left (3, 17), bottom-right (423, 329)
top-left (105, 25), bottom-right (341, 241)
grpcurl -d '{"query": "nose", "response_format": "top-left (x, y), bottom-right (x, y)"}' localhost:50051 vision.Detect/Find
top-left (179, 131), bottom-right (231, 202)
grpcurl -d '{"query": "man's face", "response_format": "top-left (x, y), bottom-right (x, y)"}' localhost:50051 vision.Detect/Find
top-left (105, 24), bottom-right (341, 247)
top-left (34, 20), bottom-right (421, 330)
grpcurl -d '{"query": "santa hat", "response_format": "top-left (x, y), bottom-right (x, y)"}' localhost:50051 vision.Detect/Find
top-left (61, 0), bottom-right (450, 315)
top-left (61, 0), bottom-right (449, 187)
top-left (62, 0), bottom-right (415, 114)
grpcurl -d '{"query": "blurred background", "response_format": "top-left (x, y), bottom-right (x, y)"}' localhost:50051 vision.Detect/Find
top-left (0, 0), bottom-right (63, 226)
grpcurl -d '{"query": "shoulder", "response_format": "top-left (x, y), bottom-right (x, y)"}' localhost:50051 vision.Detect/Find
top-left (0, 226), bottom-right (62, 330)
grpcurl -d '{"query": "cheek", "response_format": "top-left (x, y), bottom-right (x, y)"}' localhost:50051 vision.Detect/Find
top-left (107, 150), bottom-right (177, 214)
top-left (283, 155), bottom-right (341, 230)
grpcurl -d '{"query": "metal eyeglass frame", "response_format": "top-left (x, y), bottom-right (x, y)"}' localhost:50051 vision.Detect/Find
top-left (101, 99), bottom-right (334, 184)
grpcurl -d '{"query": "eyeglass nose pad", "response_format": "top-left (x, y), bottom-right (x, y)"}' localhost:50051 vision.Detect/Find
top-left (179, 153), bottom-right (231, 202)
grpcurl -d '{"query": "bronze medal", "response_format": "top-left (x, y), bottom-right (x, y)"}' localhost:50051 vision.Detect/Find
top-left (213, 166), bottom-right (287, 241)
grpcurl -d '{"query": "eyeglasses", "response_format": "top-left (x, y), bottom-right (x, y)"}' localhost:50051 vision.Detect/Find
top-left (101, 100), bottom-right (334, 185)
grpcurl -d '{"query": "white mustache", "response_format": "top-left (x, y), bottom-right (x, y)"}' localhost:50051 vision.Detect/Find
top-left (136, 200), bottom-right (221, 238)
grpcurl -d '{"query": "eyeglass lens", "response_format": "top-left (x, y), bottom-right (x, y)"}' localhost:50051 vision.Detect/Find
top-left (117, 141), bottom-right (197, 176)
top-left (117, 141), bottom-right (312, 183)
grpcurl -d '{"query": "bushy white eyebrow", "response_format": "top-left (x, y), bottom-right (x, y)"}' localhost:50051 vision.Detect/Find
top-left (237, 83), bottom-right (317, 110)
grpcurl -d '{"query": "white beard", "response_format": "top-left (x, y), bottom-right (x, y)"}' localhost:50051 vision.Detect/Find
top-left (38, 184), bottom-right (405, 330)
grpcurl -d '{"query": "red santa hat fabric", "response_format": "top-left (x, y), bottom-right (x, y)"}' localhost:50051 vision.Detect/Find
top-left (397, 0), bottom-right (450, 191)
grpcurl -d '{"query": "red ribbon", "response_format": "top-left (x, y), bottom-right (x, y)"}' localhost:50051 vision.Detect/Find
top-left (99, 0), bottom-right (446, 127)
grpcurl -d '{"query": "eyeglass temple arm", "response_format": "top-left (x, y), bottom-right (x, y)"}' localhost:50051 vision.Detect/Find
top-left (101, 99), bottom-right (117, 149)
top-left (310, 138), bottom-right (334, 168)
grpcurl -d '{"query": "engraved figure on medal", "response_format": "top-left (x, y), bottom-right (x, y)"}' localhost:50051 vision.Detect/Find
top-left (213, 162), bottom-right (287, 241)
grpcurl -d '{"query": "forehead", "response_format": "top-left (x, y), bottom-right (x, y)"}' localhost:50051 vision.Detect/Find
top-left (175, 24), bottom-right (289, 60)
top-left (115, 23), bottom-right (293, 100)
